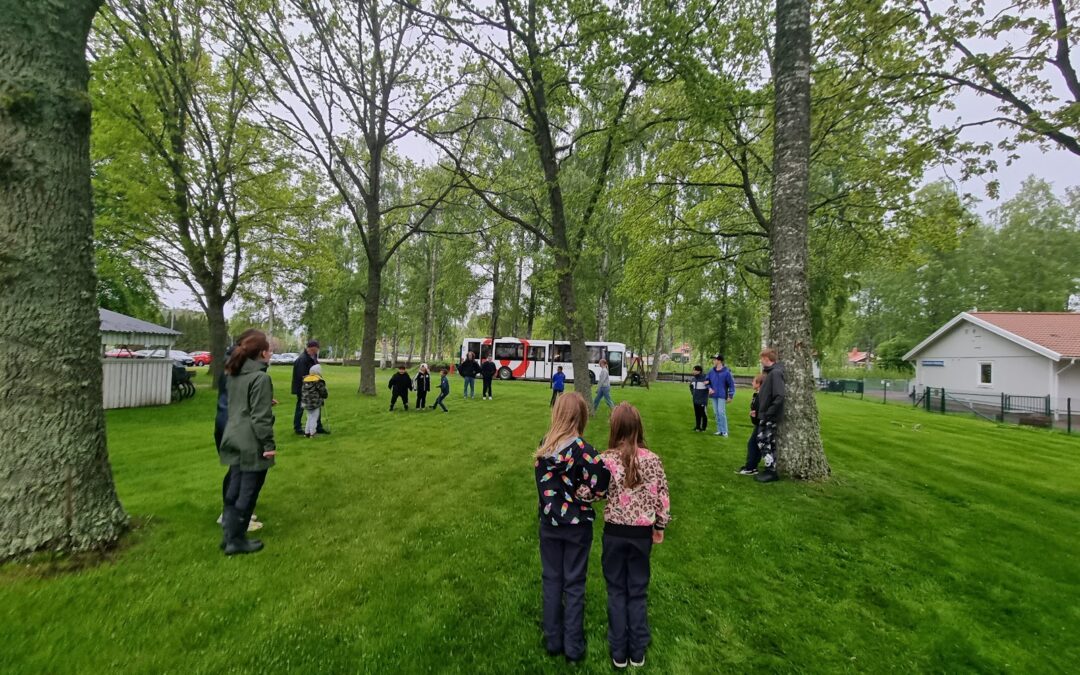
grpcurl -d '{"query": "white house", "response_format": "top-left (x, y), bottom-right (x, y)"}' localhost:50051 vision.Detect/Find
top-left (904, 311), bottom-right (1080, 417)
top-left (100, 308), bottom-right (181, 409)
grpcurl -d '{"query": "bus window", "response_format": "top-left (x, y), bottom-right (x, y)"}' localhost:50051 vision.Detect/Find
top-left (551, 343), bottom-right (572, 362)
top-left (480, 343), bottom-right (492, 360)
top-left (607, 351), bottom-right (624, 377)
top-left (467, 341), bottom-right (482, 359)
top-left (528, 345), bottom-right (546, 362)
top-left (587, 345), bottom-right (604, 363)
top-left (494, 342), bottom-right (523, 360)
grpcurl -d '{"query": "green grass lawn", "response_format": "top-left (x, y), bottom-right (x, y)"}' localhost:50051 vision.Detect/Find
top-left (2, 366), bottom-right (1078, 673)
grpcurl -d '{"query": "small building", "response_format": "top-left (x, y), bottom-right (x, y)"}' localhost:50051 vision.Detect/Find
top-left (100, 308), bottom-right (180, 409)
top-left (904, 311), bottom-right (1080, 416)
top-left (847, 348), bottom-right (873, 368)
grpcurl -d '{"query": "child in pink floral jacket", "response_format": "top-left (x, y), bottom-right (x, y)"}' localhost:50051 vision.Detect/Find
top-left (598, 402), bottom-right (670, 669)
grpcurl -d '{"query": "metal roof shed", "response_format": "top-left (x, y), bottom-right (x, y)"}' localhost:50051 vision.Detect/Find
top-left (99, 309), bottom-right (181, 409)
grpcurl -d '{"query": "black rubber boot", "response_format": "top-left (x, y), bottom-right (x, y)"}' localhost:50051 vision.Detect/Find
top-left (223, 507), bottom-right (263, 555)
top-left (754, 470), bottom-right (778, 483)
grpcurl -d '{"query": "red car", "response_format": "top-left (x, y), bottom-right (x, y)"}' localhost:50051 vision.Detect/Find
top-left (191, 351), bottom-right (212, 366)
top-left (104, 347), bottom-right (139, 358)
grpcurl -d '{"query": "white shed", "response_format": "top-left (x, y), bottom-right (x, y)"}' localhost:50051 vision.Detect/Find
top-left (904, 311), bottom-right (1080, 417)
top-left (100, 308), bottom-right (181, 409)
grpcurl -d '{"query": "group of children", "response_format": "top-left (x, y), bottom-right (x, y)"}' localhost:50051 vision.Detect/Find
top-left (535, 393), bottom-right (670, 669)
top-left (387, 364), bottom-right (451, 412)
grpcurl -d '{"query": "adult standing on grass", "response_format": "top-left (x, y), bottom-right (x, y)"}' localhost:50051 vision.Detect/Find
top-left (754, 348), bottom-right (786, 483)
top-left (481, 356), bottom-right (497, 400)
top-left (214, 334), bottom-right (264, 533)
top-left (705, 354), bottom-right (736, 437)
top-left (293, 340), bottom-right (329, 436)
top-left (219, 330), bottom-right (277, 555)
top-left (591, 359), bottom-right (615, 415)
top-left (458, 351), bottom-right (480, 399)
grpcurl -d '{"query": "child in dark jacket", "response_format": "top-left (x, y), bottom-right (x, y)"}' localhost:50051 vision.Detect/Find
top-left (689, 365), bottom-right (709, 431)
top-left (300, 364), bottom-right (329, 437)
top-left (535, 392), bottom-right (611, 663)
top-left (415, 364), bottom-right (431, 410)
top-left (736, 374), bottom-right (765, 475)
top-left (480, 357), bottom-right (497, 399)
top-left (388, 365), bottom-right (413, 411)
top-left (598, 402), bottom-right (670, 669)
top-left (550, 366), bottom-right (566, 407)
top-left (431, 368), bottom-right (450, 412)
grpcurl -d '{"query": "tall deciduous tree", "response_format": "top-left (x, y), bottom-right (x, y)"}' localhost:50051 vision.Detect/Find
top-left (769, 0), bottom-right (829, 480)
top-left (0, 0), bottom-right (129, 559)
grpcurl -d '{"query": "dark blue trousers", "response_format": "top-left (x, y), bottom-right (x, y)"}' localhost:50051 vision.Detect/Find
top-left (539, 524), bottom-right (593, 659)
top-left (602, 532), bottom-right (653, 662)
top-left (744, 425), bottom-right (761, 470)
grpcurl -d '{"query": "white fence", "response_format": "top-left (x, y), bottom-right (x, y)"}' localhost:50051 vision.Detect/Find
top-left (102, 359), bottom-right (172, 409)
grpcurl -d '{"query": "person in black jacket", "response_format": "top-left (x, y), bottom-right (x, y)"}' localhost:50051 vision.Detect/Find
top-left (480, 356), bottom-right (497, 400)
top-left (754, 348), bottom-right (786, 483)
top-left (689, 365), bottom-right (709, 431)
top-left (458, 351), bottom-right (480, 399)
top-left (736, 373), bottom-right (765, 475)
top-left (292, 340), bottom-right (328, 435)
top-left (415, 364), bottom-right (431, 410)
top-left (388, 365), bottom-right (413, 411)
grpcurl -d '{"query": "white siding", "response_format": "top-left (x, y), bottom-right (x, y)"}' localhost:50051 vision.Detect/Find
top-left (102, 359), bottom-right (173, 409)
top-left (911, 322), bottom-right (1053, 401)
top-left (1058, 363), bottom-right (1080, 413)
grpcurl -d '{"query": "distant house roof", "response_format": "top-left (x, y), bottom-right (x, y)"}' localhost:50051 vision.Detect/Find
top-left (847, 348), bottom-right (872, 364)
top-left (99, 308), bottom-right (179, 346)
top-left (904, 311), bottom-right (1080, 362)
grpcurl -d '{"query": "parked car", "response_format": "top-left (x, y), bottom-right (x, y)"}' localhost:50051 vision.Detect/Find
top-left (142, 349), bottom-right (196, 367)
top-left (191, 351), bottom-right (212, 366)
top-left (104, 347), bottom-right (140, 358)
top-left (271, 352), bottom-right (299, 365)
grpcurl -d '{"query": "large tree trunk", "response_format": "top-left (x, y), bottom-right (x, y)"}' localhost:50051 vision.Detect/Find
top-left (597, 250), bottom-right (610, 341)
top-left (422, 241), bottom-right (437, 360)
top-left (769, 0), bottom-right (829, 480)
top-left (649, 279), bottom-right (670, 383)
top-left (359, 257), bottom-right (381, 394)
top-left (490, 255), bottom-right (501, 339)
top-left (0, 0), bottom-right (129, 560)
top-left (511, 247), bottom-right (523, 336)
top-left (206, 298), bottom-right (228, 380)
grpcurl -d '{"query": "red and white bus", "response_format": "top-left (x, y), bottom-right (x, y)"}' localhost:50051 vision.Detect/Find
top-left (460, 337), bottom-right (626, 384)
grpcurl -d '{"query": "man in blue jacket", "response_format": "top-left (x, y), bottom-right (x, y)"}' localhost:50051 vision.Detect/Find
top-left (705, 353), bottom-right (736, 436)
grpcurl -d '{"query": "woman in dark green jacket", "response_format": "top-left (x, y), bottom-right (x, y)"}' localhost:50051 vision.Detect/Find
top-left (219, 330), bottom-right (277, 555)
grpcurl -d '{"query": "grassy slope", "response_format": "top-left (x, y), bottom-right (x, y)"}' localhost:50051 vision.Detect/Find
top-left (1, 366), bottom-right (1078, 674)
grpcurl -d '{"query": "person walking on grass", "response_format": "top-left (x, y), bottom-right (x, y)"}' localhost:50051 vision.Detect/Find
top-left (219, 330), bottom-right (277, 556)
top-left (598, 403), bottom-right (670, 670)
top-left (431, 367), bottom-right (451, 412)
top-left (592, 359), bottom-right (615, 415)
top-left (215, 337), bottom-right (263, 533)
top-left (689, 365), bottom-right (709, 432)
top-left (481, 356), bottom-right (497, 400)
top-left (415, 364), bottom-right (431, 410)
top-left (293, 339), bottom-right (329, 436)
top-left (736, 373), bottom-right (765, 475)
top-left (388, 364), bottom-right (413, 411)
top-left (705, 354), bottom-right (736, 436)
top-left (754, 348), bottom-right (786, 483)
top-left (535, 393), bottom-right (611, 663)
top-left (458, 351), bottom-right (480, 399)
top-left (551, 366), bottom-right (566, 407)
top-left (301, 364), bottom-right (328, 438)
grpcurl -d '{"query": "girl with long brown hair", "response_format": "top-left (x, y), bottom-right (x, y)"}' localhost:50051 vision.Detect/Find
top-left (218, 329), bottom-right (277, 555)
top-left (599, 402), bottom-right (670, 669)
top-left (534, 392), bottom-right (611, 663)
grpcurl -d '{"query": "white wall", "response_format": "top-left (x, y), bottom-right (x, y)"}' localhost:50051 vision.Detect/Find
top-left (1057, 362), bottom-right (1080, 413)
top-left (102, 359), bottom-right (173, 409)
top-left (911, 321), bottom-right (1053, 402)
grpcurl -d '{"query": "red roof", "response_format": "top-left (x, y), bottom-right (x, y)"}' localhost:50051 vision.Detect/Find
top-left (847, 348), bottom-right (871, 363)
top-left (970, 312), bottom-right (1080, 358)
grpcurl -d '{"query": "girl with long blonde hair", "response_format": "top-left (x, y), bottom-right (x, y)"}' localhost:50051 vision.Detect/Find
top-left (534, 392), bottom-right (611, 663)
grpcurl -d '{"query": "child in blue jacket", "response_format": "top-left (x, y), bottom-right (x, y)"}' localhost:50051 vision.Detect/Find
top-left (432, 367), bottom-right (450, 412)
top-left (550, 366), bottom-right (566, 407)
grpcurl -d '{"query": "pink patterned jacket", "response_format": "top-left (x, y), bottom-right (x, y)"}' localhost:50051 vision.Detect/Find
top-left (600, 448), bottom-right (671, 530)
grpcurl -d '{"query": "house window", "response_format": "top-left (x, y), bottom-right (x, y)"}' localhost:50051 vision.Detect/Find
top-left (979, 362), bottom-right (993, 386)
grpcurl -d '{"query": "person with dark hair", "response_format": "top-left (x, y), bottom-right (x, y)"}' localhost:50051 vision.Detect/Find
top-left (415, 364), bottom-right (431, 410)
top-left (219, 330), bottom-right (277, 555)
top-left (458, 351), bottom-right (480, 399)
top-left (755, 348), bottom-right (786, 483)
top-left (705, 354), bottom-right (736, 437)
top-left (214, 332), bottom-right (264, 532)
top-left (550, 366), bottom-right (566, 407)
top-left (388, 364), bottom-right (413, 411)
top-left (737, 373), bottom-right (766, 476)
top-left (292, 339), bottom-right (329, 436)
top-left (431, 367), bottom-right (450, 412)
top-left (480, 356), bottom-right (497, 400)
top-left (689, 365), bottom-right (709, 432)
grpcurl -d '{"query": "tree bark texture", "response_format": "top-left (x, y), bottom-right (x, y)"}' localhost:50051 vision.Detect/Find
top-left (422, 240), bottom-right (437, 360)
top-left (0, 0), bottom-right (129, 559)
top-left (769, 0), bottom-right (830, 480)
top-left (649, 278), bottom-right (670, 383)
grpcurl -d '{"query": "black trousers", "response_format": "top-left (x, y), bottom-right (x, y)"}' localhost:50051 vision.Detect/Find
top-left (743, 425), bottom-right (761, 469)
top-left (390, 391), bottom-right (410, 410)
top-left (602, 531), bottom-right (653, 661)
top-left (294, 395), bottom-right (325, 433)
top-left (482, 377), bottom-right (494, 397)
top-left (223, 467), bottom-right (267, 533)
top-left (416, 390), bottom-right (428, 409)
top-left (539, 524), bottom-right (593, 659)
top-left (550, 390), bottom-right (562, 407)
top-left (693, 404), bottom-right (708, 430)
top-left (433, 392), bottom-right (448, 411)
